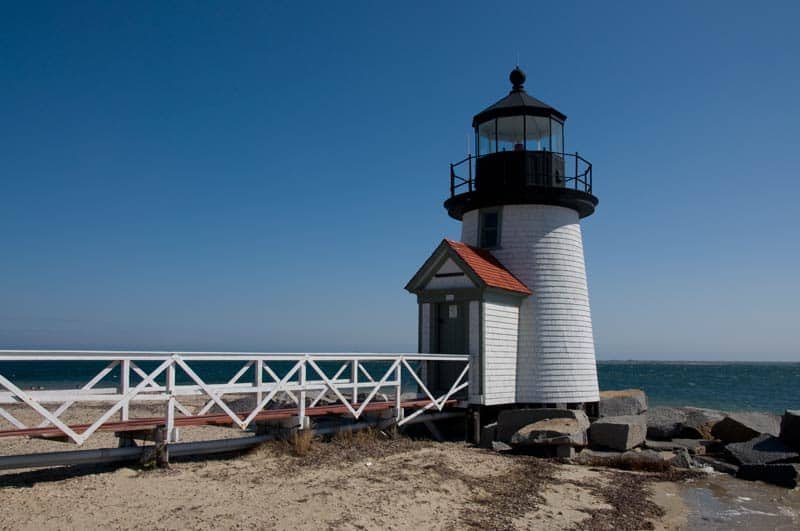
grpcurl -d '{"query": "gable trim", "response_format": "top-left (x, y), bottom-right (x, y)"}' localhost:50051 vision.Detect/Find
top-left (405, 239), bottom-right (531, 296)
top-left (405, 241), bottom-right (483, 293)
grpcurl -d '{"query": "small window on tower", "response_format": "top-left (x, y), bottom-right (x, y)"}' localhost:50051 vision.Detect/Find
top-left (479, 209), bottom-right (500, 249)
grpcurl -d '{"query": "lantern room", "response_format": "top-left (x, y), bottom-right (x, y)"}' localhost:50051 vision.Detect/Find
top-left (474, 67), bottom-right (565, 156)
top-left (446, 67), bottom-right (597, 220)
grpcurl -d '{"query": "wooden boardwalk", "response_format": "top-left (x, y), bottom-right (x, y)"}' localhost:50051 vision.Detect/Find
top-left (0, 398), bottom-right (456, 440)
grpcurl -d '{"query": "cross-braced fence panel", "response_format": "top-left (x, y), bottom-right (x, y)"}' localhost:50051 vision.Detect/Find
top-left (0, 351), bottom-right (469, 446)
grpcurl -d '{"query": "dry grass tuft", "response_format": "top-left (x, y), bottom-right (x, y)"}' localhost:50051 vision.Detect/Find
top-left (250, 426), bottom-right (431, 468)
top-left (248, 428), bottom-right (316, 459)
top-left (327, 426), bottom-right (391, 449)
top-left (288, 428), bottom-right (314, 457)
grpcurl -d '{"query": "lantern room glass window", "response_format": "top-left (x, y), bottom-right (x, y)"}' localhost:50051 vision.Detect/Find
top-left (476, 115), bottom-right (566, 155)
top-left (497, 116), bottom-right (525, 152)
top-left (525, 116), bottom-right (550, 151)
top-left (551, 119), bottom-right (564, 154)
top-left (478, 120), bottom-right (496, 155)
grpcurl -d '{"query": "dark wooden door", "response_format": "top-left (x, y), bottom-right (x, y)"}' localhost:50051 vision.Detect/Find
top-left (434, 302), bottom-right (467, 391)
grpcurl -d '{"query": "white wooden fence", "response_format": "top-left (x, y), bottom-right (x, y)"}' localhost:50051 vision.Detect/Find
top-left (0, 351), bottom-right (469, 446)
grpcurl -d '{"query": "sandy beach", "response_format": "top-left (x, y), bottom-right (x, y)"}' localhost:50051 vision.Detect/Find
top-left (0, 403), bottom-right (798, 530)
top-left (0, 436), bottom-right (684, 530)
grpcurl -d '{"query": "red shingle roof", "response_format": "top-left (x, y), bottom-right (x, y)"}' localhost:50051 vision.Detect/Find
top-left (444, 239), bottom-right (531, 295)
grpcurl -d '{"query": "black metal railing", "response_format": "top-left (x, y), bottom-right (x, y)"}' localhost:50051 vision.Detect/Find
top-left (449, 151), bottom-right (593, 198)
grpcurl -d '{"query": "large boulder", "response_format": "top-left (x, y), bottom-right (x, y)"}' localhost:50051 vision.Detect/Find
top-left (645, 406), bottom-right (725, 440)
top-left (497, 408), bottom-right (590, 443)
top-left (779, 410), bottom-right (800, 449)
top-left (510, 418), bottom-right (588, 447)
top-left (599, 389), bottom-right (648, 417)
top-left (589, 415), bottom-right (647, 451)
top-left (737, 463), bottom-right (800, 488)
top-left (711, 412), bottom-right (780, 444)
top-left (680, 407), bottom-right (725, 439)
top-left (646, 406), bottom-right (687, 440)
top-left (725, 434), bottom-right (799, 465)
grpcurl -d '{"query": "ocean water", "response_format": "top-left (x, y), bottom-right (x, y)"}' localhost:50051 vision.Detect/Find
top-left (1, 360), bottom-right (798, 414)
top-left (597, 361), bottom-right (800, 414)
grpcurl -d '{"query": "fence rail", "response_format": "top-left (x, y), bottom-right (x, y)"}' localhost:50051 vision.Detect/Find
top-left (0, 351), bottom-right (469, 447)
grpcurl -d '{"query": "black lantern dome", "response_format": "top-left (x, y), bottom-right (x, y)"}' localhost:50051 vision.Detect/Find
top-left (472, 67), bottom-right (567, 125)
top-left (445, 67), bottom-right (597, 220)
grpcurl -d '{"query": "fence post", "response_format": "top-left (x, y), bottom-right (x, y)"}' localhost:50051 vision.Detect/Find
top-left (166, 356), bottom-right (176, 443)
top-left (394, 361), bottom-right (403, 423)
top-left (351, 359), bottom-right (358, 405)
top-left (255, 359), bottom-right (263, 406)
top-left (120, 359), bottom-right (130, 421)
top-left (298, 357), bottom-right (307, 429)
top-left (575, 152), bottom-right (579, 190)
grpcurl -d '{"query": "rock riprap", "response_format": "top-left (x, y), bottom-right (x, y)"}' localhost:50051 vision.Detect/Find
top-left (589, 415), bottom-right (647, 451)
top-left (646, 406), bottom-right (687, 440)
top-left (725, 434), bottom-right (799, 465)
top-left (680, 407), bottom-right (725, 439)
top-left (598, 389), bottom-right (647, 417)
top-left (711, 412), bottom-right (781, 444)
top-left (645, 406), bottom-right (725, 440)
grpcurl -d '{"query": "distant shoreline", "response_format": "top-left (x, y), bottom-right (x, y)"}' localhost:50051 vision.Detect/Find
top-left (598, 359), bottom-right (800, 365)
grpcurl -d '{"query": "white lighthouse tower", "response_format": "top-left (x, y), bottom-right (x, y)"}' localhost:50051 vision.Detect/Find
top-left (406, 67), bottom-right (599, 419)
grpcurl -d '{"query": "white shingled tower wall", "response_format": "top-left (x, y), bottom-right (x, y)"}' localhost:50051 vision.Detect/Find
top-left (461, 204), bottom-right (599, 404)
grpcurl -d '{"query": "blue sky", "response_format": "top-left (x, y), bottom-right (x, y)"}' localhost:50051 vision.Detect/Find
top-left (1, 2), bottom-right (798, 360)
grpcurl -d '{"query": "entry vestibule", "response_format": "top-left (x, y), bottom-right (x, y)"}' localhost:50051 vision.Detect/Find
top-left (406, 239), bottom-right (530, 405)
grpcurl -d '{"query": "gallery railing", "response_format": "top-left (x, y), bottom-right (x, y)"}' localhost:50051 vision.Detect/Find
top-left (450, 151), bottom-right (593, 197)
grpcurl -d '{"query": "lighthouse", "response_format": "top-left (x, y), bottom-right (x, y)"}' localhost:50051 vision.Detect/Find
top-left (406, 67), bottom-right (599, 419)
